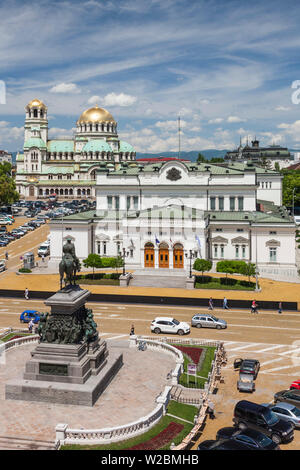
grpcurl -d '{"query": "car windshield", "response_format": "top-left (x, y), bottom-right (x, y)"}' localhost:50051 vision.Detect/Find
top-left (210, 315), bottom-right (219, 321)
top-left (291, 407), bottom-right (300, 417)
top-left (263, 409), bottom-right (279, 425)
top-left (172, 319), bottom-right (180, 325)
top-left (241, 363), bottom-right (254, 370)
top-left (255, 432), bottom-right (272, 447)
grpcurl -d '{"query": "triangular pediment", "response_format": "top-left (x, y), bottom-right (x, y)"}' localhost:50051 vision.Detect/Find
top-left (211, 236), bottom-right (228, 244)
top-left (231, 236), bottom-right (249, 244)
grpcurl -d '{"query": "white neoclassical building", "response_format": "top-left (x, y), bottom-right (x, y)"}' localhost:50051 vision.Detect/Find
top-left (15, 99), bottom-right (136, 199)
top-left (49, 158), bottom-right (297, 280)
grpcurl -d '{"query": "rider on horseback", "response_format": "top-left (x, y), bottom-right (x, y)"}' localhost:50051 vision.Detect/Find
top-left (59, 237), bottom-right (81, 289)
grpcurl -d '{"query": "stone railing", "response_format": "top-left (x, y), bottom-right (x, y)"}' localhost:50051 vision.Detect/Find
top-left (56, 385), bottom-right (172, 447)
top-left (1, 333), bottom-right (39, 352)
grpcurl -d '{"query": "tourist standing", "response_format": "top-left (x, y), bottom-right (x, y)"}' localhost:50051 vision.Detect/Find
top-left (207, 400), bottom-right (215, 419)
top-left (28, 319), bottom-right (34, 333)
top-left (208, 297), bottom-right (214, 310)
top-left (130, 324), bottom-right (135, 336)
top-left (278, 302), bottom-right (282, 314)
top-left (24, 287), bottom-right (29, 300)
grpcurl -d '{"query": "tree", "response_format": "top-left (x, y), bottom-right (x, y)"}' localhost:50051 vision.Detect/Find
top-left (216, 260), bottom-right (247, 283)
top-left (193, 258), bottom-right (212, 279)
top-left (197, 153), bottom-right (207, 163)
top-left (110, 255), bottom-right (124, 275)
top-left (274, 161), bottom-right (280, 172)
top-left (239, 262), bottom-right (256, 283)
top-left (0, 162), bottom-right (19, 205)
top-left (82, 253), bottom-right (102, 279)
top-left (210, 157), bottom-right (225, 163)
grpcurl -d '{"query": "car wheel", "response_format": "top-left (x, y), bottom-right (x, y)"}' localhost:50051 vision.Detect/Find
top-left (238, 422), bottom-right (247, 431)
top-left (216, 325), bottom-right (221, 330)
top-left (154, 328), bottom-right (161, 334)
top-left (177, 329), bottom-right (184, 336)
top-left (196, 323), bottom-right (202, 328)
top-left (271, 434), bottom-right (281, 444)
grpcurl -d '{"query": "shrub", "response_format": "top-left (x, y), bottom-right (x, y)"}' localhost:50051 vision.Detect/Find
top-left (193, 259), bottom-right (212, 278)
top-left (18, 268), bottom-right (32, 273)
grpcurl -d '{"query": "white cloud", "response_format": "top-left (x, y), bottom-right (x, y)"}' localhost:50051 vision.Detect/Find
top-left (227, 116), bottom-right (246, 123)
top-left (48, 127), bottom-right (76, 139)
top-left (277, 120), bottom-right (300, 142)
top-left (155, 120), bottom-right (187, 131)
top-left (208, 118), bottom-right (223, 124)
top-left (103, 92), bottom-right (137, 107)
top-left (275, 106), bottom-right (291, 111)
top-left (88, 95), bottom-right (101, 105)
top-left (50, 83), bottom-right (80, 94)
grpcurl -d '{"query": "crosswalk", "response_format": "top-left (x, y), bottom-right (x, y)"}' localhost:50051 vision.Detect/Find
top-left (223, 340), bottom-right (300, 376)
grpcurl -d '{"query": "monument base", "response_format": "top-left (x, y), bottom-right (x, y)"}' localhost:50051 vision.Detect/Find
top-left (5, 349), bottom-right (123, 406)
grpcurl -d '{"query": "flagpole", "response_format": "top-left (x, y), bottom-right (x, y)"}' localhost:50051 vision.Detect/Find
top-left (178, 116), bottom-right (181, 159)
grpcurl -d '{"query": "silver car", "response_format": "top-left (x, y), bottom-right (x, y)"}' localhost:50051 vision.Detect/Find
top-left (262, 402), bottom-right (300, 428)
top-left (191, 314), bottom-right (227, 329)
top-left (237, 373), bottom-right (255, 393)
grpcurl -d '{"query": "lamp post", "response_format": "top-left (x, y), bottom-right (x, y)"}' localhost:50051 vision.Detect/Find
top-left (185, 249), bottom-right (195, 279)
top-left (253, 214), bottom-right (260, 292)
top-left (121, 247), bottom-right (129, 276)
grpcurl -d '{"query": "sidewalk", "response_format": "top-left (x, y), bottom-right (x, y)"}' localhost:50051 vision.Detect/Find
top-left (3, 270), bottom-right (300, 308)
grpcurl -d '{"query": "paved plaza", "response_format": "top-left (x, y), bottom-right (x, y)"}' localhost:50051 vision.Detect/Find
top-left (0, 340), bottom-right (174, 443)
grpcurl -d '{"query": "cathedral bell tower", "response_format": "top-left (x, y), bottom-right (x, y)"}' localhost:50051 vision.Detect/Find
top-left (24, 99), bottom-right (48, 143)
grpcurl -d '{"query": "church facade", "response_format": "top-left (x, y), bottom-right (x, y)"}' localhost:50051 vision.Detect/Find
top-left (15, 99), bottom-right (136, 199)
top-left (49, 158), bottom-right (297, 281)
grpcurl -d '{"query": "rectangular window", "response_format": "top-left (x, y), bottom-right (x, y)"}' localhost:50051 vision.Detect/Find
top-left (220, 244), bottom-right (224, 258)
top-left (230, 197), bottom-right (235, 211)
top-left (97, 241), bottom-right (101, 254)
top-left (107, 196), bottom-right (112, 209)
top-left (115, 196), bottom-right (120, 210)
top-left (238, 196), bottom-right (244, 211)
top-left (103, 241), bottom-right (107, 255)
top-left (210, 197), bottom-right (216, 211)
top-left (127, 196), bottom-right (131, 210)
top-left (214, 244), bottom-right (218, 258)
top-left (116, 242), bottom-right (121, 255)
top-left (133, 196), bottom-right (138, 209)
top-left (270, 247), bottom-right (277, 262)
top-left (235, 245), bottom-right (239, 258)
top-left (219, 197), bottom-right (224, 211)
top-left (242, 245), bottom-right (246, 258)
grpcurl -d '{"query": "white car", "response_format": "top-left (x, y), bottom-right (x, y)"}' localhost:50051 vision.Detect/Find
top-left (151, 317), bottom-right (190, 335)
top-left (38, 245), bottom-right (50, 257)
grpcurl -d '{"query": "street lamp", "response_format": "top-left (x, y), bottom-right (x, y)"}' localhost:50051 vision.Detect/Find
top-left (185, 249), bottom-right (195, 279)
top-left (253, 214), bottom-right (260, 292)
top-left (121, 247), bottom-right (130, 276)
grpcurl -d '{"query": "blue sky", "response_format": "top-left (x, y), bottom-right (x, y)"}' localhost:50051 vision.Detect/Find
top-left (1, 0), bottom-right (300, 152)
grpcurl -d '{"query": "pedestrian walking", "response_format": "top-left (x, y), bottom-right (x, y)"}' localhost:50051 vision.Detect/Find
top-left (24, 287), bottom-right (29, 300)
top-left (5, 251), bottom-right (8, 261)
top-left (207, 400), bottom-right (215, 419)
top-left (278, 302), bottom-right (282, 314)
top-left (130, 324), bottom-right (135, 336)
top-left (223, 297), bottom-right (229, 309)
top-left (28, 319), bottom-right (34, 334)
top-left (208, 297), bottom-right (214, 310)
top-left (251, 300), bottom-right (258, 314)
top-left (42, 254), bottom-right (45, 263)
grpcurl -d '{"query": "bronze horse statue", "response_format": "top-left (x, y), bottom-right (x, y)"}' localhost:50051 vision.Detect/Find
top-left (59, 238), bottom-right (81, 289)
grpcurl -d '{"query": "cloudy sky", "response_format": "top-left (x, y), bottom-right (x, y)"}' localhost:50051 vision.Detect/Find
top-left (1, 0), bottom-right (300, 152)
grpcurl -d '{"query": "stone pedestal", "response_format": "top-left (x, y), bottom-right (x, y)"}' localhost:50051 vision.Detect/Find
top-left (186, 275), bottom-right (195, 289)
top-left (5, 286), bottom-right (123, 406)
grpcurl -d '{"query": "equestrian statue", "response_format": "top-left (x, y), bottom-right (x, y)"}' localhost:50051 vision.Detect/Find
top-left (59, 237), bottom-right (81, 289)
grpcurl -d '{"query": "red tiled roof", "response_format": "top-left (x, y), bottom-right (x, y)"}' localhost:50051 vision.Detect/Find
top-left (286, 162), bottom-right (300, 170)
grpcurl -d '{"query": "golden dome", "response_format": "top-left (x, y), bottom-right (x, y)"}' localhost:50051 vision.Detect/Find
top-left (26, 98), bottom-right (46, 109)
top-left (77, 105), bottom-right (116, 124)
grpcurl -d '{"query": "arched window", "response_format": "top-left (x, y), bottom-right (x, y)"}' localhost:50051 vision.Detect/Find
top-left (33, 109), bottom-right (38, 118)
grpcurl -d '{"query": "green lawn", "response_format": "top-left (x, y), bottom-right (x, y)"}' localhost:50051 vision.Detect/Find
top-left (172, 345), bottom-right (216, 388)
top-left (195, 275), bottom-right (255, 291)
top-left (61, 403), bottom-right (195, 451)
top-left (75, 279), bottom-right (120, 286)
top-left (0, 332), bottom-right (31, 342)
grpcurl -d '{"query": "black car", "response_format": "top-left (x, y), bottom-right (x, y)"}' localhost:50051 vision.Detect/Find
top-left (233, 400), bottom-right (294, 444)
top-left (234, 358), bottom-right (260, 379)
top-left (216, 426), bottom-right (279, 450)
top-left (274, 389), bottom-right (300, 407)
top-left (197, 438), bottom-right (256, 450)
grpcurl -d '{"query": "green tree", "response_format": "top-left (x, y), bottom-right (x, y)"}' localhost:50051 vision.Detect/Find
top-left (210, 157), bottom-right (225, 163)
top-left (193, 258), bottom-right (212, 279)
top-left (216, 260), bottom-right (247, 283)
top-left (281, 169), bottom-right (300, 207)
top-left (239, 262), bottom-right (256, 283)
top-left (197, 153), bottom-right (207, 163)
top-left (0, 162), bottom-right (19, 205)
top-left (110, 255), bottom-right (124, 275)
top-left (82, 253), bottom-right (102, 279)
top-left (274, 161), bottom-right (280, 172)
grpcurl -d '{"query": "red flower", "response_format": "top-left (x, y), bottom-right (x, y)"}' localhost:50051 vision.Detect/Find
top-left (128, 422), bottom-right (184, 450)
top-left (174, 346), bottom-right (203, 365)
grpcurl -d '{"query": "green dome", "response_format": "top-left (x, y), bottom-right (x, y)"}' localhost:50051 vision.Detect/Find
top-left (83, 140), bottom-right (112, 153)
top-left (119, 141), bottom-right (135, 153)
top-left (24, 137), bottom-right (47, 150)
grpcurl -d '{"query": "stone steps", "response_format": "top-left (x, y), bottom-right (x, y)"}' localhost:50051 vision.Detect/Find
top-left (0, 435), bottom-right (57, 450)
top-left (130, 274), bottom-right (187, 288)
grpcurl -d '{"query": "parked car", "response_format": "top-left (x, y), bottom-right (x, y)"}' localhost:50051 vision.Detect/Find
top-left (233, 400), bottom-right (294, 444)
top-left (0, 260), bottom-right (6, 272)
top-left (20, 310), bottom-right (40, 323)
top-left (274, 389), bottom-right (300, 407)
top-left (197, 438), bottom-right (256, 450)
top-left (237, 373), bottom-right (255, 393)
top-left (0, 218), bottom-right (9, 225)
top-left (216, 426), bottom-right (279, 450)
top-left (38, 244), bottom-right (50, 257)
top-left (191, 313), bottom-right (227, 329)
top-left (290, 380), bottom-right (300, 390)
top-left (262, 402), bottom-right (300, 429)
top-left (234, 358), bottom-right (260, 379)
top-left (151, 317), bottom-right (190, 335)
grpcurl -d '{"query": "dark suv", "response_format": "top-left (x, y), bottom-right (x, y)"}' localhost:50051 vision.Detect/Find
top-left (234, 359), bottom-right (260, 379)
top-left (233, 400), bottom-right (294, 444)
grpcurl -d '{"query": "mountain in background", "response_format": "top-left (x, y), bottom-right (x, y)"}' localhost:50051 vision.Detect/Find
top-left (136, 149), bottom-right (229, 162)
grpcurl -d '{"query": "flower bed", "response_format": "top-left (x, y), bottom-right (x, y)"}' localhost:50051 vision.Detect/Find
top-left (174, 345), bottom-right (203, 365)
top-left (127, 422), bottom-right (184, 450)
